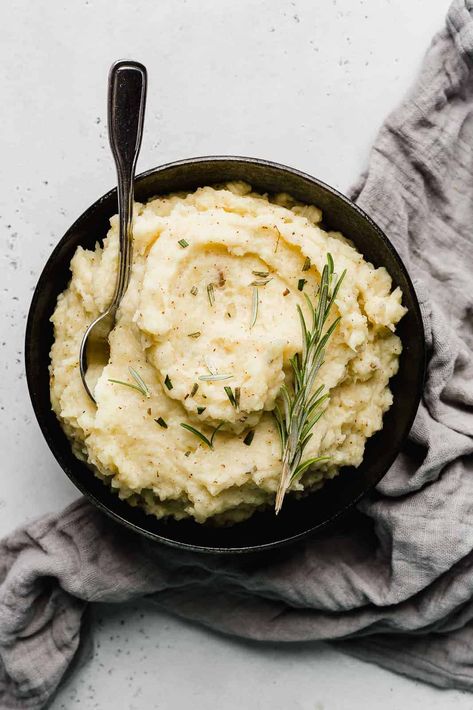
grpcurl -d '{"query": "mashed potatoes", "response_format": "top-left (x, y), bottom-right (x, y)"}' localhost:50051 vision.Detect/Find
top-left (50, 183), bottom-right (405, 524)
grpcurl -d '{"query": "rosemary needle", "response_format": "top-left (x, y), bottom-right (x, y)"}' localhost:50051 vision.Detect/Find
top-left (180, 422), bottom-right (223, 449)
top-left (199, 373), bottom-right (233, 382)
top-left (224, 386), bottom-right (240, 410)
top-left (249, 286), bottom-right (259, 329)
top-left (108, 366), bottom-right (150, 398)
top-left (204, 356), bottom-right (217, 375)
top-left (128, 367), bottom-right (150, 397)
top-left (108, 379), bottom-right (147, 396)
top-left (274, 226), bottom-right (281, 253)
top-left (201, 356), bottom-right (232, 382)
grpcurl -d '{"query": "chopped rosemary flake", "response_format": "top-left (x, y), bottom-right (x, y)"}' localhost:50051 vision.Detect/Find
top-left (298, 278), bottom-right (307, 291)
top-left (207, 283), bottom-right (215, 306)
top-left (187, 331), bottom-right (201, 339)
top-left (224, 386), bottom-right (238, 409)
top-left (252, 270), bottom-right (269, 278)
top-left (180, 422), bottom-right (223, 449)
top-left (196, 406), bottom-right (206, 415)
top-left (249, 286), bottom-right (259, 329)
top-left (164, 374), bottom-right (173, 390)
top-left (190, 383), bottom-right (199, 397)
top-left (235, 387), bottom-right (241, 410)
top-left (190, 286), bottom-right (198, 296)
top-left (243, 430), bottom-right (255, 446)
top-left (155, 417), bottom-right (168, 429)
top-left (251, 278), bottom-right (273, 287)
top-left (184, 450), bottom-right (191, 457)
top-left (178, 238), bottom-right (189, 248)
top-left (302, 256), bottom-right (311, 271)
top-left (199, 373), bottom-right (233, 382)
top-left (283, 288), bottom-right (290, 297)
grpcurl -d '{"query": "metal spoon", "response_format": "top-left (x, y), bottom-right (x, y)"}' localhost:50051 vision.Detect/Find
top-left (79, 60), bottom-right (147, 403)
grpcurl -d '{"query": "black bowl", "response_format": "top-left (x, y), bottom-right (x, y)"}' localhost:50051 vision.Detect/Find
top-left (25, 156), bottom-right (425, 553)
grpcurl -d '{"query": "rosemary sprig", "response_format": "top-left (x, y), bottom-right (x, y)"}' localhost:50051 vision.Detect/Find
top-left (273, 253), bottom-right (346, 513)
top-left (249, 286), bottom-right (259, 329)
top-left (180, 422), bottom-right (223, 449)
top-left (108, 366), bottom-right (150, 398)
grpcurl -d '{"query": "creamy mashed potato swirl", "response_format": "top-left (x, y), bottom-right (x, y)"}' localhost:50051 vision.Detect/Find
top-left (50, 183), bottom-right (406, 524)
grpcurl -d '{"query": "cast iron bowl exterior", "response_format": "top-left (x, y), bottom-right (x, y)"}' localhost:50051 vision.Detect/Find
top-left (25, 157), bottom-right (425, 554)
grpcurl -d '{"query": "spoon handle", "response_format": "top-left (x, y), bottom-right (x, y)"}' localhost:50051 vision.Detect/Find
top-left (108, 60), bottom-right (147, 308)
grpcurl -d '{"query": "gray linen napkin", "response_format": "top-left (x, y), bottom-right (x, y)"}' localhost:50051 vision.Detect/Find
top-left (2, 1), bottom-right (473, 707)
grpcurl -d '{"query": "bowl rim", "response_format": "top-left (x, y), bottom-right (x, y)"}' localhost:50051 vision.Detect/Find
top-left (25, 155), bottom-right (425, 553)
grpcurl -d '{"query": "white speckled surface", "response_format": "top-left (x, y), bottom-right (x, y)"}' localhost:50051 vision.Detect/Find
top-left (2, 0), bottom-right (472, 707)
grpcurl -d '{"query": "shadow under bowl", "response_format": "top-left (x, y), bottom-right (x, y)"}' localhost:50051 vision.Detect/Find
top-left (25, 156), bottom-right (425, 553)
